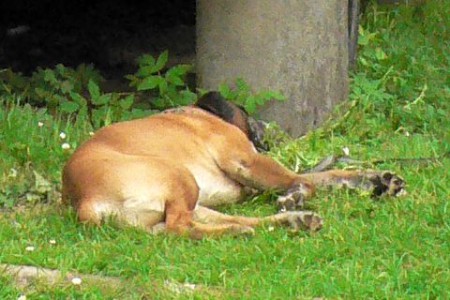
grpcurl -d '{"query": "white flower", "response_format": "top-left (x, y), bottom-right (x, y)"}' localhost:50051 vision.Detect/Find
top-left (38, 121), bottom-right (44, 127)
top-left (25, 246), bottom-right (35, 252)
top-left (71, 277), bottom-right (82, 285)
top-left (17, 295), bottom-right (27, 300)
top-left (49, 239), bottom-right (57, 245)
top-left (61, 143), bottom-right (71, 150)
top-left (342, 147), bottom-right (350, 156)
top-left (59, 132), bottom-right (67, 139)
top-left (89, 131), bottom-right (95, 136)
top-left (404, 131), bottom-right (410, 137)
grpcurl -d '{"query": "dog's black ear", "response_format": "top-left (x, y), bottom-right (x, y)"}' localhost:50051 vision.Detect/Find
top-left (195, 91), bottom-right (269, 152)
top-left (195, 91), bottom-right (237, 123)
top-left (196, 91), bottom-right (252, 137)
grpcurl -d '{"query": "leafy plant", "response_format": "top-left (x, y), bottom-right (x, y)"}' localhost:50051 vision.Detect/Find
top-left (126, 51), bottom-right (286, 115)
top-left (0, 64), bottom-right (101, 112)
top-left (0, 65), bottom-right (147, 128)
top-left (84, 80), bottom-right (144, 128)
top-left (328, 1), bottom-right (449, 139)
top-left (218, 78), bottom-right (285, 115)
top-left (126, 50), bottom-right (197, 109)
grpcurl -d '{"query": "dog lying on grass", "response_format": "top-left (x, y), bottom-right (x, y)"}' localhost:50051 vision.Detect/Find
top-left (62, 92), bottom-right (405, 238)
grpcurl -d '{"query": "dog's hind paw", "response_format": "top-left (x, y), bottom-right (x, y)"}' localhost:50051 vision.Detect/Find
top-left (231, 225), bottom-right (255, 236)
top-left (280, 211), bottom-right (323, 232)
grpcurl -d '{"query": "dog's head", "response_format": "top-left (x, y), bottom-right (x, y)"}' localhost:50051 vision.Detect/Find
top-left (195, 91), bottom-right (269, 152)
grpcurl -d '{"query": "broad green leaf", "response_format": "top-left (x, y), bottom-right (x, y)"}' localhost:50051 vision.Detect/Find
top-left (137, 54), bottom-right (156, 67)
top-left (69, 92), bottom-right (87, 106)
top-left (375, 48), bottom-right (387, 60)
top-left (60, 101), bottom-right (80, 113)
top-left (269, 91), bottom-right (286, 101)
top-left (245, 99), bottom-right (257, 114)
top-left (130, 108), bottom-right (149, 119)
top-left (119, 95), bottom-right (134, 110)
top-left (218, 83), bottom-right (232, 98)
top-left (43, 69), bottom-right (57, 84)
top-left (88, 79), bottom-right (100, 100)
top-left (168, 64), bottom-right (192, 76)
top-left (166, 71), bottom-right (185, 86)
top-left (137, 76), bottom-right (162, 91)
top-left (158, 79), bottom-right (168, 94)
top-left (255, 95), bottom-right (267, 105)
top-left (358, 34), bottom-right (369, 46)
top-left (179, 90), bottom-right (198, 105)
top-left (92, 94), bottom-right (111, 106)
top-left (236, 78), bottom-right (250, 92)
top-left (152, 50), bottom-right (169, 73)
top-left (137, 66), bottom-right (156, 77)
top-left (152, 97), bottom-right (166, 109)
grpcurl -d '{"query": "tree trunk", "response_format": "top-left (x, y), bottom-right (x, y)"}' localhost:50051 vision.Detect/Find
top-left (196, 0), bottom-right (349, 137)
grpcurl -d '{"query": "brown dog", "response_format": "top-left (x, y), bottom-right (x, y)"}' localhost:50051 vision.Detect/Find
top-left (62, 92), bottom-right (405, 238)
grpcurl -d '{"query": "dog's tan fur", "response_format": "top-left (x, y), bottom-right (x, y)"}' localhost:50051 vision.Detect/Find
top-left (62, 92), bottom-right (405, 238)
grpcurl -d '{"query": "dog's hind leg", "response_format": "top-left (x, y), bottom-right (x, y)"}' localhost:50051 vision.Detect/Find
top-left (163, 187), bottom-right (313, 238)
top-left (192, 206), bottom-right (323, 232)
top-left (155, 168), bottom-right (256, 238)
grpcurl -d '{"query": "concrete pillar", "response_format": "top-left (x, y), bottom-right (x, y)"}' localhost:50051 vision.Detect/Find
top-left (196, 0), bottom-right (348, 137)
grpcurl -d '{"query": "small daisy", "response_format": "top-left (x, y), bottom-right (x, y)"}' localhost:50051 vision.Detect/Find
top-left (38, 121), bottom-right (44, 127)
top-left (71, 277), bottom-right (82, 285)
top-left (89, 131), bottom-right (95, 136)
top-left (49, 239), bottom-right (57, 245)
top-left (25, 246), bottom-right (35, 252)
top-left (61, 143), bottom-right (71, 150)
top-left (59, 132), bottom-right (67, 139)
top-left (342, 146), bottom-right (350, 156)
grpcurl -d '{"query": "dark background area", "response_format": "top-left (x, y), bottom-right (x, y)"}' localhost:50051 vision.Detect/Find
top-left (0, 0), bottom-right (196, 82)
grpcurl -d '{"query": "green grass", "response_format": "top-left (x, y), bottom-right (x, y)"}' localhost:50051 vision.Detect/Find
top-left (1, 1), bottom-right (449, 298)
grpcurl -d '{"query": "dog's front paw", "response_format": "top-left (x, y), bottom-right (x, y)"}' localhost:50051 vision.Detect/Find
top-left (367, 171), bottom-right (406, 197)
top-left (279, 211), bottom-right (323, 232)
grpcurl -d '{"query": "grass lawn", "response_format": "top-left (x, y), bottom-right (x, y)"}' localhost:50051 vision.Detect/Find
top-left (1, 1), bottom-right (449, 299)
